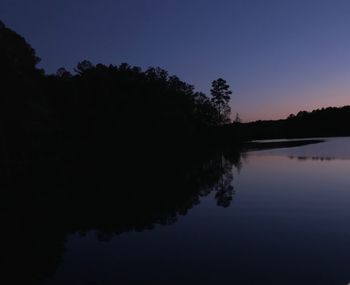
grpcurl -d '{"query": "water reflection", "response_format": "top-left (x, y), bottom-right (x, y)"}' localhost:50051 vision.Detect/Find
top-left (250, 137), bottom-right (350, 160)
top-left (6, 138), bottom-right (350, 285)
top-left (0, 148), bottom-right (242, 284)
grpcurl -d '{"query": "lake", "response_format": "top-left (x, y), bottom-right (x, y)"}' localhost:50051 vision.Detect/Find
top-left (35, 138), bottom-right (350, 284)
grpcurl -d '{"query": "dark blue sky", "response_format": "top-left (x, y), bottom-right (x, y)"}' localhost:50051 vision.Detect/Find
top-left (2, 0), bottom-right (350, 121)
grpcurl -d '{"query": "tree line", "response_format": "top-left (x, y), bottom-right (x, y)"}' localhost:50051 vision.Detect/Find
top-left (228, 106), bottom-right (350, 140)
top-left (3, 18), bottom-right (350, 156)
top-left (0, 20), bottom-right (244, 284)
top-left (0, 20), bottom-right (233, 159)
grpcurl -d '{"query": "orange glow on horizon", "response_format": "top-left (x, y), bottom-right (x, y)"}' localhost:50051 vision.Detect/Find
top-left (235, 83), bottom-right (350, 122)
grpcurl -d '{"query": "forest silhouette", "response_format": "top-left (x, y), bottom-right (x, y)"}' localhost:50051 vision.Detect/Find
top-left (0, 20), bottom-right (236, 162)
top-left (1, 19), bottom-right (349, 285)
top-left (1, 20), bottom-right (347, 157)
top-left (0, 20), bottom-right (242, 284)
top-left (228, 106), bottom-right (350, 141)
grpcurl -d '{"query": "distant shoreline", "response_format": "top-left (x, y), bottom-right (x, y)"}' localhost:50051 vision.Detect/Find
top-left (243, 139), bottom-right (325, 151)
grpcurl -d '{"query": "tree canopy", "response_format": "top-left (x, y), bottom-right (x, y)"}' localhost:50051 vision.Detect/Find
top-left (0, 20), bottom-right (237, 158)
top-left (210, 78), bottom-right (232, 125)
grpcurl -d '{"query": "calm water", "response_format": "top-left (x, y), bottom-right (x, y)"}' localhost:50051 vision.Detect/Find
top-left (42, 138), bottom-right (350, 285)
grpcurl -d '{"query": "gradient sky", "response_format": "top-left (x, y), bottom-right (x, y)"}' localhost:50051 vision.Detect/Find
top-left (2, 0), bottom-right (350, 121)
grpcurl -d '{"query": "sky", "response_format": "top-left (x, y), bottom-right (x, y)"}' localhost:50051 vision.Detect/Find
top-left (1, 0), bottom-right (350, 121)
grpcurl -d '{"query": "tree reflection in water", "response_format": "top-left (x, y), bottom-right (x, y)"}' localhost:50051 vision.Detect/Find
top-left (0, 148), bottom-right (243, 284)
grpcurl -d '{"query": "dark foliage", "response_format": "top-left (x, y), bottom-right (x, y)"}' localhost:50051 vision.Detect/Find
top-left (210, 78), bottom-right (232, 125)
top-left (0, 20), bottom-right (238, 285)
top-left (0, 21), bottom-right (49, 160)
top-left (227, 106), bottom-right (350, 141)
top-left (2, 20), bottom-right (347, 284)
top-left (285, 106), bottom-right (350, 138)
top-left (48, 63), bottom-right (221, 152)
top-left (0, 21), bottom-right (234, 161)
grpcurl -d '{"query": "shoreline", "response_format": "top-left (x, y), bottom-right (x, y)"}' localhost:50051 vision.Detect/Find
top-left (243, 139), bottom-right (325, 151)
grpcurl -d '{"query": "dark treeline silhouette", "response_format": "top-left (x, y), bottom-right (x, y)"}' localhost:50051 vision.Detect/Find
top-left (289, 155), bottom-right (337, 161)
top-left (0, 20), bottom-right (242, 285)
top-left (227, 106), bottom-right (350, 141)
top-left (2, 19), bottom-right (345, 285)
top-left (0, 20), bottom-right (235, 161)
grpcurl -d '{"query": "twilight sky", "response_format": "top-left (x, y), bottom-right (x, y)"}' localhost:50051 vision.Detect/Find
top-left (1, 0), bottom-right (350, 121)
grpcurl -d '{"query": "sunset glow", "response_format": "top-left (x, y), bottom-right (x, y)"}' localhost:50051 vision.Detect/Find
top-left (2, 0), bottom-right (350, 121)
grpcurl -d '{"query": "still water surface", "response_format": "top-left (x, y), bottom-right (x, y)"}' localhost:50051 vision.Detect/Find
top-left (44, 138), bottom-right (350, 285)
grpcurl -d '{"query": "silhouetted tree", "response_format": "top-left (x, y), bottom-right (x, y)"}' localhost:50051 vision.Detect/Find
top-left (229, 105), bottom-right (350, 140)
top-left (233, 113), bottom-right (242, 124)
top-left (0, 20), bottom-right (49, 159)
top-left (56, 67), bottom-right (72, 78)
top-left (210, 78), bottom-right (232, 125)
top-left (0, 20), bottom-right (245, 160)
top-left (0, 20), bottom-right (41, 79)
top-left (75, 60), bottom-right (94, 74)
